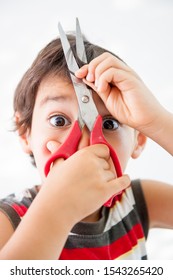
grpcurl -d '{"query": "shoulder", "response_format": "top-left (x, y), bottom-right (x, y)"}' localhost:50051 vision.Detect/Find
top-left (0, 210), bottom-right (14, 250)
top-left (0, 186), bottom-right (39, 250)
top-left (0, 186), bottom-right (39, 226)
top-left (140, 179), bottom-right (173, 229)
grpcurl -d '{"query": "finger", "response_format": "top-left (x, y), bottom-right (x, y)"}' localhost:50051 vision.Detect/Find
top-left (75, 64), bottom-right (88, 78)
top-left (86, 53), bottom-right (129, 82)
top-left (98, 158), bottom-right (111, 170)
top-left (89, 144), bottom-right (111, 161)
top-left (103, 170), bottom-right (116, 182)
top-left (108, 174), bottom-right (130, 194)
top-left (97, 67), bottom-right (138, 93)
top-left (82, 78), bottom-right (112, 107)
top-left (46, 141), bottom-right (60, 154)
top-left (82, 78), bottom-right (97, 92)
top-left (82, 78), bottom-right (113, 112)
top-left (95, 59), bottom-right (140, 83)
top-left (94, 56), bottom-right (120, 86)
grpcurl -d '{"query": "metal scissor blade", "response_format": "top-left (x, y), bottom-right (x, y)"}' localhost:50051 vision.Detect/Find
top-left (58, 22), bottom-right (99, 131)
top-left (58, 22), bottom-right (79, 73)
top-left (76, 18), bottom-right (87, 63)
top-left (75, 84), bottom-right (99, 131)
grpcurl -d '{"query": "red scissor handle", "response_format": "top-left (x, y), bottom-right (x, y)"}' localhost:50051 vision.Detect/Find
top-left (91, 115), bottom-right (123, 207)
top-left (44, 120), bottom-right (81, 176)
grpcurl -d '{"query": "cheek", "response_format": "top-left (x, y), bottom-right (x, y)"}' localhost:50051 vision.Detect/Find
top-left (28, 128), bottom-right (61, 181)
top-left (107, 129), bottom-right (135, 172)
top-left (117, 141), bottom-right (133, 171)
top-left (29, 126), bottom-right (74, 181)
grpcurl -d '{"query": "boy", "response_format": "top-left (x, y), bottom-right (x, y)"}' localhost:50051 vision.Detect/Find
top-left (0, 31), bottom-right (173, 259)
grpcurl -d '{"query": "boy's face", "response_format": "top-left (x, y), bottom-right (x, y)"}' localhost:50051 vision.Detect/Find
top-left (19, 75), bottom-right (146, 181)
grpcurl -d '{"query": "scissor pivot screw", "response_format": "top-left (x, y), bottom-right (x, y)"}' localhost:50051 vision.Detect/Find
top-left (82, 95), bottom-right (89, 103)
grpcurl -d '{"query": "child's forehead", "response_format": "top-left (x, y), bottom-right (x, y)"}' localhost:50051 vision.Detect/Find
top-left (35, 74), bottom-right (109, 115)
top-left (36, 75), bottom-right (74, 101)
top-left (40, 74), bottom-right (72, 89)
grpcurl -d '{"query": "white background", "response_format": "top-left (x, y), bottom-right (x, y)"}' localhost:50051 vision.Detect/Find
top-left (0, 0), bottom-right (173, 259)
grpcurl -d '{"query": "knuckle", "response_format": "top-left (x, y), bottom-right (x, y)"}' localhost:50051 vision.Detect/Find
top-left (102, 52), bottom-right (110, 58)
top-left (106, 56), bottom-right (113, 65)
top-left (102, 144), bottom-right (110, 154)
top-left (88, 60), bottom-right (96, 72)
top-left (95, 67), bottom-right (102, 79)
top-left (78, 146), bottom-right (90, 156)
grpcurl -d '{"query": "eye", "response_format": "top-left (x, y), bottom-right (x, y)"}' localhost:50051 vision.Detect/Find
top-left (49, 115), bottom-right (70, 127)
top-left (102, 117), bottom-right (119, 131)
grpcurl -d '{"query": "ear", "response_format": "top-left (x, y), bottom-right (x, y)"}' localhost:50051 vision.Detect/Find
top-left (15, 112), bottom-right (32, 155)
top-left (131, 132), bottom-right (147, 159)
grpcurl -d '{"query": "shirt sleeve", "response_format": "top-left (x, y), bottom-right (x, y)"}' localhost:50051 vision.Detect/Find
top-left (131, 179), bottom-right (149, 239)
top-left (0, 186), bottom-right (38, 230)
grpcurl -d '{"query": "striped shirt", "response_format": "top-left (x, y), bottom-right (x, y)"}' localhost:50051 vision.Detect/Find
top-left (0, 180), bottom-right (148, 259)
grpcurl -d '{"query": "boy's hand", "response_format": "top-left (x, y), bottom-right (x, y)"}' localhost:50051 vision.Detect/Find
top-left (75, 53), bottom-right (166, 137)
top-left (45, 142), bottom-right (130, 224)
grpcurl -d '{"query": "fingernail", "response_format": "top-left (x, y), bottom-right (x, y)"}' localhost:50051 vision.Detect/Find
top-left (86, 73), bottom-right (94, 82)
top-left (95, 79), bottom-right (98, 87)
top-left (75, 68), bottom-right (83, 74)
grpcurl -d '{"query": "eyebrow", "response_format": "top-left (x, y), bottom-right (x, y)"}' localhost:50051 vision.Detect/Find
top-left (40, 95), bottom-right (68, 107)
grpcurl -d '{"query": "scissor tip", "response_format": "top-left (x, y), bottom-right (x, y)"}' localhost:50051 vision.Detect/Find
top-left (58, 22), bottom-right (63, 30)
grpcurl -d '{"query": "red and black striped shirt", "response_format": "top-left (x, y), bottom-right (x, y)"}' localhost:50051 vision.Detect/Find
top-left (0, 180), bottom-right (148, 259)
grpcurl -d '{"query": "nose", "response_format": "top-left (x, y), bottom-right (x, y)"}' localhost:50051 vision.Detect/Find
top-left (78, 125), bottom-right (90, 150)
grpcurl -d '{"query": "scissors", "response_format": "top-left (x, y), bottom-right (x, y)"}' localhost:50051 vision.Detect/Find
top-left (44, 18), bottom-right (123, 207)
